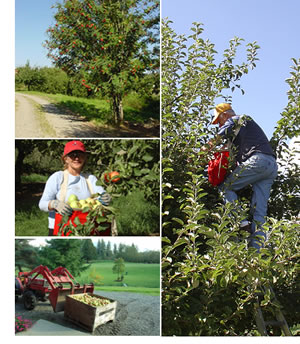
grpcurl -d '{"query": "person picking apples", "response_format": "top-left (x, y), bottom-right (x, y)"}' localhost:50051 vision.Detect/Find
top-left (203, 103), bottom-right (278, 251)
top-left (39, 140), bottom-right (111, 236)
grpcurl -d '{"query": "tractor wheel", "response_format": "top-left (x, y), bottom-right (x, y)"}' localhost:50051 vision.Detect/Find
top-left (23, 291), bottom-right (37, 310)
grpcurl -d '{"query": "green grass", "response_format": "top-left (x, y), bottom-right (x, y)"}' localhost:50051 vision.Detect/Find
top-left (77, 261), bottom-right (160, 290)
top-left (15, 198), bottom-right (48, 236)
top-left (16, 91), bottom-right (159, 124)
top-left (94, 286), bottom-right (159, 296)
top-left (15, 179), bottom-right (48, 236)
top-left (21, 174), bottom-right (48, 184)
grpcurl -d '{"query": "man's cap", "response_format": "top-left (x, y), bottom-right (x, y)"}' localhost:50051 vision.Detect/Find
top-left (212, 103), bottom-right (232, 124)
top-left (63, 141), bottom-right (86, 156)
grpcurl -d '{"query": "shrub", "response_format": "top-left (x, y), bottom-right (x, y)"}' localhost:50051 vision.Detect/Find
top-left (113, 190), bottom-right (160, 235)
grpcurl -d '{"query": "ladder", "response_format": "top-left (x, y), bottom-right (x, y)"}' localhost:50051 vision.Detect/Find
top-left (254, 285), bottom-right (292, 336)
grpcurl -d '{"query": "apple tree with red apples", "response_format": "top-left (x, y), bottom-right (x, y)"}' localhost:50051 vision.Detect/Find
top-left (44, 0), bottom-right (159, 124)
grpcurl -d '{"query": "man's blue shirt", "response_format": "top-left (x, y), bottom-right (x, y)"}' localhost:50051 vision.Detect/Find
top-left (218, 115), bottom-right (276, 163)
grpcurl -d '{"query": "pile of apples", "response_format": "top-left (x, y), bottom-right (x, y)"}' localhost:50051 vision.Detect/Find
top-left (72, 293), bottom-right (111, 307)
top-left (67, 194), bottom-right (101, 210)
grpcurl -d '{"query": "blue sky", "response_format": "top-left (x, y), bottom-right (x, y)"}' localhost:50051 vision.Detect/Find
top-left (162, 0), bottom-right (300, 138)
top-left (15, 0), bottom-right (58, 67)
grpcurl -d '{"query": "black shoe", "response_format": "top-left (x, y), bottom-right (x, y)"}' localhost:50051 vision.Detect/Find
top-left (239, 223), bottom-right (252, 234)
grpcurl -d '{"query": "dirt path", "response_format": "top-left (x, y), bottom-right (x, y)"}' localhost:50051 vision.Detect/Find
top-left (15, 93), bottom-right (104, 138)
top-left (15, 93), bottom-right (160, 138)
top-left (15, 291), bottom-right (160, 336)
top-left (15, 93), bottom-right (46, 137)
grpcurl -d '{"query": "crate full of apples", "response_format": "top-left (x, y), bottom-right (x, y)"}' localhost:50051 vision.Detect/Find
top-left (64, 293), bottom-right (117, 332)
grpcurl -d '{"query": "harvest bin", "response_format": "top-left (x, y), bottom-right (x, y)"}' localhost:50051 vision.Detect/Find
top-left (64, 293), bottom-right (117, 332)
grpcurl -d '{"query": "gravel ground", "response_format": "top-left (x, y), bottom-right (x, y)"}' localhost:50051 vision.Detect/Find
top-left (15, 291), bottom-right (160, 336)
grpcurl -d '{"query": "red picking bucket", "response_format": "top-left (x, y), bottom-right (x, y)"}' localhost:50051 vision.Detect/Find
top-left (53, 210), bottom-right (111, 236)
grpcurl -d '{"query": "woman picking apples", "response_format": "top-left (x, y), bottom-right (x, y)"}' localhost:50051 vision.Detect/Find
top-left (39, 140), bottom-right (111, 236)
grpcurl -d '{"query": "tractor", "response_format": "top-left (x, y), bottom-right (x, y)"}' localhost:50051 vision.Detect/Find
top-left (15, 265), bottom-right (94, 312)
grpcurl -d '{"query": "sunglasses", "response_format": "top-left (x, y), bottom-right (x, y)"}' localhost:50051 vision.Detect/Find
top-left (67, 151), bottom-right (86, 159)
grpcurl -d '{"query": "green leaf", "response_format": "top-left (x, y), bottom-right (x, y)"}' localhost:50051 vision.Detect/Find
top-left (73, 216), bottom-right (82, 226)
top-left (172, 217), bottom-right (184, 226)
top-left (142, 154), bottom-right (153, 162)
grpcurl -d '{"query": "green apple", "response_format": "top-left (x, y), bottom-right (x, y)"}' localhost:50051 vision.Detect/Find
top-left (86, 197), bottom-right (96, 205)
top-left (68, 194), bottom-right (78, 204)
top-left (79, 199), bottom-right (87, 207)
top-left (70, 201), bottom-right (80, 209)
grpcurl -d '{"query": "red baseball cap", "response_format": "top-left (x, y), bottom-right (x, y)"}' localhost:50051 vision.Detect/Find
top-left (63, 141), bottom-right (86, 156)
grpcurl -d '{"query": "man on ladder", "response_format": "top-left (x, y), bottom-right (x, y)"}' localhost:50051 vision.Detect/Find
top-left (204, 104), bottom-right (292, 336)
top-left (204, 103), bottom-right (278, 251)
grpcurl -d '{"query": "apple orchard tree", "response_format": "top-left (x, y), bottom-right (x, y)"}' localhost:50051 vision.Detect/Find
top-left (45, 0), bottom-right (159, 124)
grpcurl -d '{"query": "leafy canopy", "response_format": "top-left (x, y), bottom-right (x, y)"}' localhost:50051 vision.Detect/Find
top-left (45, 0), bottom-right (159, 122)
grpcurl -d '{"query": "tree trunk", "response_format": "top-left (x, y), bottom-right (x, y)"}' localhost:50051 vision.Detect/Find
top-left (112, 93), bottom-right (124, 125)
top-left (15, 142), bottom-right (26, 188)
top-left (87, 88), bottom-right (93, 98)
top-left (66, 79), bottom-right (72, 96)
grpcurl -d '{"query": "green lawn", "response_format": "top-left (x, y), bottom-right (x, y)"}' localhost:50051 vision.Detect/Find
top-left (77, 261), bottom-right (160, 290)
top-left (94, 286), bottom-right (160, 296)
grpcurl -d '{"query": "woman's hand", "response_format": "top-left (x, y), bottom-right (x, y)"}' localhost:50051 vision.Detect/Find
top-left (98, 192), bottom-right (112, 206)
top-left (49, 200), bottom-right (73, 216)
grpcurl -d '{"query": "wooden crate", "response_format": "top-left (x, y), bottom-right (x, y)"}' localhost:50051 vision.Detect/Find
top-left (64, 293), bottom-right (117, 332)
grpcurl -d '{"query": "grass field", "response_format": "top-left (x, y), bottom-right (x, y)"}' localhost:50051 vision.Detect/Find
top-left (94, 286), bottom-right (159, 296)
top-left (77, 261), bottom-right (160, 291)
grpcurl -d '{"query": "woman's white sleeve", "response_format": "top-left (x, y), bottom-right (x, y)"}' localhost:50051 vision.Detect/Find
top-left (39, 172), bottom-right (61, 212)
top-left (89, 174), bottom-right (106, 195)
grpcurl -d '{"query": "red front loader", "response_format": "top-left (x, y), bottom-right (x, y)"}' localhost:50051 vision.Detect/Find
top-left (15, 265), bottom-right (94, 312)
